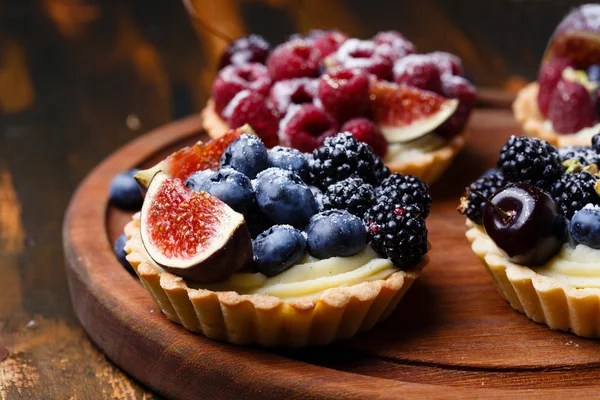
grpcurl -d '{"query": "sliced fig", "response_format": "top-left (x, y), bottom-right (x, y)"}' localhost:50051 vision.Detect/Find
top-left (140, 172), bottom-right (252, 283)
top-left (370, 80), bottom-right (458, 143)
top-left (543, 4), bottom-right (600, 68)
top-left (135, 125), bottom-right (254, 188)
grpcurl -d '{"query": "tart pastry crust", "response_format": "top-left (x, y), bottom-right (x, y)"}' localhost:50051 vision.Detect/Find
top-left (513, 82), bottom-right (593, 147)
top-left (125, 216), bottom-right (426, 347)
top-left (200, 99), bottom-right (468, 184)
top-left (466, 220), bottom-right (600, 338)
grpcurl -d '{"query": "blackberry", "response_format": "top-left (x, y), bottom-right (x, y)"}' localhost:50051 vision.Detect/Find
top-left (559, 146), bottom-right (600, 166)
top-left (375, 173), bottom-right (432, 217)
top-left (310, 133), bottom-right (377, 188)
top-left (373, 157), bottom-right (391, 183)
top-left (593, 134), bottom-right (600, 153)
top-left (322, 177), bottom-right (375, 218)
top-left (364, 201), bottom-right (427, 268)
top-left (459, 170), bottom-right (506, 224)
top-left (551, 171), bottom-right (600, 218)
top-left (497, 136), bottom-right (562, 189)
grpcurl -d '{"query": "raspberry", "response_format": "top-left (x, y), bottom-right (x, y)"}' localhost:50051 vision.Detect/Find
top-left (392, 54), bottom-right (442, 93)
top-left (552, 171), bottom-right (600, 218)
top-left (310, 132), bottom-right (377, 188)
top-left (459, 170), bottom-right (506, 224)
top-left (322, 177), bottom-right (375, 218)
top-left (435, 75), bottom-right (477, 139)
top-left (537, 57), bottom-right (574, 117)
top-left (372, 31), bottom-right (416, 61)
top-left (269, 78), bottom-right (318, 115)
top-left (375, 173), bottom-right (432, 218)
top-left (218, 34), bottom-right (271, 70)
top-left (425, 51), bottom-right (463, 76)
top-left (497, 136), bottom-right (563, 189)
top-left (547, 78), bottom-right (598, 134)
top-left (329, 39), bottom-right (394, 80)
top-left (341, 118), bottom-right (388, 157)
top-left (212, 63), bottom-right (271, 114)
top-left (267, 39), bottom-right (321, 82)
top-left (364, 201), bottom-right (428, 268)
top-left (223, 90), bottom-right (280, 148)
top-left (313, 30), bottom-right (348, 58)
top-left (279, 104), bottom-right (338, 152)
top-left (317, 67), bottom-right (370, 123)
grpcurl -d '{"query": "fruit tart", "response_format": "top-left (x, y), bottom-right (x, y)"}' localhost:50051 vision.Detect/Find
top-left (201, 30), bottom-right (476, 184)
top-left (514, 4), bottom-right (600, 147)
top-left (125, 125), bottom-right (431, 347)
top-left (459, 134), bottom-right (600, 337)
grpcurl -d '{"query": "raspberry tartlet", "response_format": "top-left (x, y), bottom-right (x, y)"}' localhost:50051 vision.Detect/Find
top-left (459, 134), bottom-right (600, 337)
top-left (125, 126), bottom-right (431, 347)
top-left (514, 4), bottom-right (600, 147)
top-left (202, 30), bottom-right (475, 184)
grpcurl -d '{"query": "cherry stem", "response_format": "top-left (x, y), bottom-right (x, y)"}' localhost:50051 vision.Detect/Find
top-left (469, 189), bottom-right (513, 222)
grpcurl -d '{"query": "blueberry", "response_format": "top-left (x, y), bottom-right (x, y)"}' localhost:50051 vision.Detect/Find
top-left (109, 169), bottom-right (143, 210)
top-left (220, 134), bottom-right (268, 179)
top-left (588, 65), bottom-right (600, 83)
top-left (255, 168), bottom-right (318, 226)
top-left (267, 146), bottom-right (310, 181)
top-left (570, 206), bottom-right (600, 249)
top-left (305, 209), bottom-right (367, 258)
top-left (190, 168), bottom-right (254, 214)
top-left (185, 169), bottom-right (214, 192)
top-left (113, 234), bottom-right (136, 276)
top-left (252, 225), bottom-right (307, 276)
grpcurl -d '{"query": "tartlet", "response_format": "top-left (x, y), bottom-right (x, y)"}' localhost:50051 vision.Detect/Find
top-left (125, 129), bottom-right (432, 347)
top-left (204, 30), bottom-right (475, 184)
top-left (125, 215), bottom-right (426, 347)
top-left (460, 134), bottom-right (600, 337)
top-left (513, 82), bottom-right (599, 147)
top-left (202, 99), bottom-right (469, 184)
top-left (513, 4), bottom-right (600, 147)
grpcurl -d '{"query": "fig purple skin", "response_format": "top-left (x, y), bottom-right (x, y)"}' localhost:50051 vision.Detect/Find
top-left (482, 183), bottom-right (566, 266)
top-left (543, 4), bottom-right (600, 68)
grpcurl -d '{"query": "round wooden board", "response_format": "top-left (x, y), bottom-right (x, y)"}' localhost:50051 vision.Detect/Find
top-left (63, 110), bottom-right (600, 399)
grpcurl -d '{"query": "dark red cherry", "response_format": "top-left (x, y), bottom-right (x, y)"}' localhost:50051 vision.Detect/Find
top-left (482, 183), bottom-right (566, 266)
top-left (219, 35), bottom-right (271, 70)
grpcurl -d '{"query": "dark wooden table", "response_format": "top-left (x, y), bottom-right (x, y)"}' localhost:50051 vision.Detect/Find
top-left (0, 1), bottom-right (586, 398)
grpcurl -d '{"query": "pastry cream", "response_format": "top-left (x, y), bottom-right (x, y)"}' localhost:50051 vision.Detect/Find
top-left (469, 222), bottom-right (600, 289)
top-left (536, 244), bottom-right (600, 288)
top-left (384, 133), bottom-right (446, 163)
top-left (191, 246), bottom-right (396, 299)
top-left (543, 120), bottom-right (600, 141)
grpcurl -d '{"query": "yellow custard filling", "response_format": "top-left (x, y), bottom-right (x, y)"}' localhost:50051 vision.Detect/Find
top-left (535, 244), bottom-right (600, 288)
top-left (383, 133), bottom-right (446, 163)
top-left (470, 222), bottom-right (600, 289)
top-left (190, 246), bottom-right (397, 300)
top-left (543, 120), bottom-right (600, 140)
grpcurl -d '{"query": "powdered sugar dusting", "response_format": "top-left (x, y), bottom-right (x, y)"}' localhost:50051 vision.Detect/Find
top-left (221, 89), bottom-right (252, 120)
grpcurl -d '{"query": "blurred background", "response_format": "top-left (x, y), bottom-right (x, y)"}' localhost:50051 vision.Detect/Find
top-left (0, 1), bottom-right (593, 398)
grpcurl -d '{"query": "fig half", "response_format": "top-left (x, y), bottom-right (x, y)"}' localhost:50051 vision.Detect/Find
top-left (369, 80), bottom-right (458, 143)
top-left (140, 172), bottom-right (252, 283)
top-left (135, 124), bottom-right (255, 189)
top-left (543, 4), bottom-right (600, 68)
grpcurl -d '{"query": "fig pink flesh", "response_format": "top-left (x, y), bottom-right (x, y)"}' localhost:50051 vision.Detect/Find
top-left (146, 178), bottom-right (226, 260)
